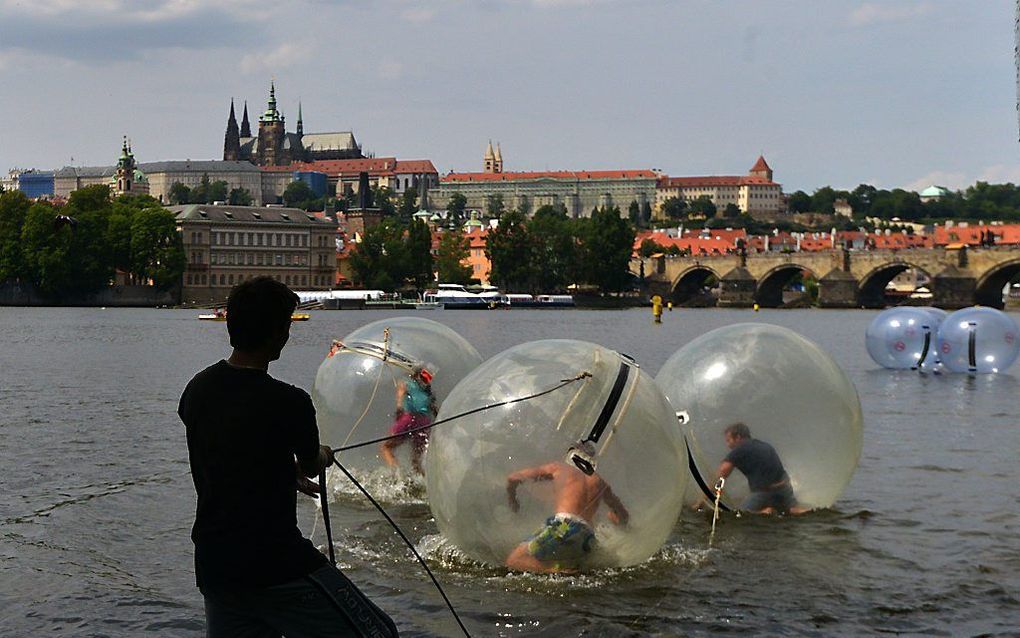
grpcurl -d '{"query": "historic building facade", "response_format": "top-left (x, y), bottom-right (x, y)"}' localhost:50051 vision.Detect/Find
top-left (655, 156), bottom-right (784, 217)
top-left (427, 143), bottom-right (656, 217)
top-left (223, 82), bottom-right (363, 167)
top-left (260, 157), bottom-right (438, 202)
top-left (172, 204), bottom-right (337, 303)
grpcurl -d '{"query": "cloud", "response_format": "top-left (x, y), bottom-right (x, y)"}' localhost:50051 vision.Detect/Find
top-left (0, 1), bottom-right (265, 62)
top-left (849, 2), bottom-right (933, 27)
top-left (240, 43), bottom-right (313, 75)
top-left (400, 7), bottom-right (436, 22)
top-left (378, 60), bottom-right (405, 81)
top-left (905, 165), bottom-right (1020, 192)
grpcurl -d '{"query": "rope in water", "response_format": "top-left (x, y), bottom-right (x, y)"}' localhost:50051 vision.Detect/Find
top-left (709, 476), bottom-right (725, 548)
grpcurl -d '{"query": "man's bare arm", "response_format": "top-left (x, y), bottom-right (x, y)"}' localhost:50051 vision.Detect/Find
top-left (506, 463), bottom-right (558, 511)
top-left (602, 484), bottom-right (630, 526)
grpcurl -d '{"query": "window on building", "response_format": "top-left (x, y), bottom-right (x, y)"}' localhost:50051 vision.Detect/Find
top-left (201, 274), bottom-right (207, 285)
top-left (285, 275), bottom-right (291, 285)
top-left (186, 274), bottom-right (193, 285)
top-left (228, 274), bottom-right (234, 285)
top-left (276, 233), bottom-right (283, 246)
top-left (276, 254), bottom-right (283, 265)
top-left (302, 275), bottom-right (307, 286)
top-left (219, 274), bottom-right (226, 285)
top-left (247, 254), bottom-right (254, 265)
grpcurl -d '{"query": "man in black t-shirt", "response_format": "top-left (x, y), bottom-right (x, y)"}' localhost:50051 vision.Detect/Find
top-left (715, 422), bottom-right (806, 515)
top-left (179, 276), bottom-right (398, 637)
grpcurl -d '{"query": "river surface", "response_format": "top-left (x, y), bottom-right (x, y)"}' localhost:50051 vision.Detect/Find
top-left (1, 307), bottom-right (1019, 637)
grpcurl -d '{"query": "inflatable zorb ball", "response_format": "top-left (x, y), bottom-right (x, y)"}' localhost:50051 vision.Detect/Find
top-left (937, 307), bottom-right (1020, 374)
top-left (865, 307), bottom-right (941, 370)
top-left (312, 317), bottom-right (482, 476)
top-left (426, 340), bottom-right (687, 571)
top-left (657, 324), bottom-right (862, 512)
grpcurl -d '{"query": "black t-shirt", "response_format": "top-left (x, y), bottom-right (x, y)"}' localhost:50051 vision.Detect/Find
top-left (178, 360), bottom-right (327, 589)
top-left (724, 438), bottom-right (788, 492)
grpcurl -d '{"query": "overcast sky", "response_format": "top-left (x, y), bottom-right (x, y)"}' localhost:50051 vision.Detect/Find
top-left (0, 0), bottom-right (1014, 192)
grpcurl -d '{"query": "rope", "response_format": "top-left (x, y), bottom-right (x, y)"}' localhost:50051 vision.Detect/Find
top-left (333, 371), bottom-right (593, 454)
top-left (318, 465), bottom-right (337, 567)
top-left (328, 457), bottom-right (472, 638)
top-left (336, 328), bottom-right (392, 451)
top-left (709, 476), bottom-right (725, 547)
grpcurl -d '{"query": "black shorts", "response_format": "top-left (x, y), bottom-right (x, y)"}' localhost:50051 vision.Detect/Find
top-left (741, 484), bottom-right (797, 512)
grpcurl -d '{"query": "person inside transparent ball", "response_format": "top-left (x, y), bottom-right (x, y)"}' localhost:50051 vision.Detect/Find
top-left (715, 423), bottom-right (808, 515)
top-left (504, 441), bottom-right (630, 574)
top-left (380, 362), bottom-right (437, 475)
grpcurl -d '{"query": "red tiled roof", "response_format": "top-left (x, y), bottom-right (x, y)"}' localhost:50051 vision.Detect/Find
top-left (932, 224), bottom-right (1020, 246)
top-left (750, 155), bottom-right (771, 172)
top-left (658, 175), bottom-right (778, 187)
top-left (393, 159), bottom-right (437, 174)
top-left (441, 170), bottom-right (657, 183)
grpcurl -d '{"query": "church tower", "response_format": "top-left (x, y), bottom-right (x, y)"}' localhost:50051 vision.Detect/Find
top-left (257, 81), bottom-right (288, 166)
top-left (223, 99), bottom-right (241, 161)
top-left (494, 142), bottom-right (503, 173)
top-left (484, 140), bottom-right (498, 173)
top-left (240, 100), bottom-right (251, 138)
top-left (749, 155), bottom-right (773, 181)
top-left (116, 136), bottom-right (135, 194)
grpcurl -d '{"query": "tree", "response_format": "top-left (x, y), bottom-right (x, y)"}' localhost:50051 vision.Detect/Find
top-left (528, 204), bottom-right (576, 292)
top-left (168, 182), bottom-right (191, 205)
top-left (435, 231), bottom-right (473, 285)
top-left (130, 207), bottom-right (185, 290)
top-left (687, 195), bottom-right (717, 219)
top-left (486, 209), bottom-right (535, 291)
top-left (228, 188), bottom-right (254, 206)
top-left (787, 190), bottom-right (811, 213)
top-left (283, 180), bottom-right (317, 208)
top-left (574, 206), bottom-right (635, 292)
top-left (485, 194), bottom-right (506, 220)
top-left (723, 203), bottom-right (741, 218)
top-left (191, 174), bottom-right (212, 204)
top-left (398, 187), bottom-right (419, 224)
top-left (208, 180), bottom-right (228, 204)
top-left (447, 192), bottom-right (467, 225)
top-left (628, 200), bottom-right (641, 227)
top-left (106, 201), bottom-right (136, 279)
top-left (661, 196), bottom-right (687, 220)
top-left (405, 219), bottom-right (434, 290)
top-left (639, 238), bottom-right (665, 258)
top-left (0, 190), bottom-right (31, 282)
top-left (372, 186), bottom-right (396, 217)
top-left (810, 186), bottom-right (841, 214)
top-left (640, 201), bottom-right (652, 227)
top-left (349, 219), bottom-right (406, 291)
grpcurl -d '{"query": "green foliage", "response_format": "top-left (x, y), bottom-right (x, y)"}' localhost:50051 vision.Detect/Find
top-left (687, 195), bottom-right (717, 219)
top-left (398, 187), bottom-right (419, 224)
top-left (169, 182), bottom-right (191, 205)
top-left (639, 237), bottom-right (665, 258)
top-left (372, 186), bottom-right (397, 217)
top-left (723, 203), bottom-right (741, 218)
top-left (485, 208), bottom-right (535, 291)
top-left (640, 201), bottom-right (652, 227)
top-left (528, 204), bottom-right (576, 292)
top-left (435, 231), bottom-right (473, 285)
top-left (228, 188), bottom-right (253, 206)
top-left (574, 206), bottom-right (635, 292)
top-left (0, 190), bottom-right (31, 281)
top-left (447, 192), bottom-right (467, 224)
top-left (348, 219), bottom-right (433, 291)
top-left (169, 178), bottom-right (229, 205)
top-left (130, 208), bottom-right (185, 289)
top-left (283, 180), bottom-right (316, 207)
top-left (22, 194), bottom-right (112, 295)
top-left (787, 190), bottom-right (811, 213)
top-left (106, 201), bottom-right (136, 275)
top-left (661, 196), bottom-right (687, 220)
top-left (485, 194), bottom-right (506, 219)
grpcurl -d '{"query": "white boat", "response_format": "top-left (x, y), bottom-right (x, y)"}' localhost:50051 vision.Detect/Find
top-left (422, 284), bottom-right (490, 309)
top-left (536, 294), bottom-right (575, 307)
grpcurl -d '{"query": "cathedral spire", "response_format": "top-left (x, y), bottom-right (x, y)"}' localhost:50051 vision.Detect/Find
top-left (240, 100), bottom-right (251, 137)
top-left (223, 98), bottom-right (241, 161)
top-left (296, 101), bottom-right (303, 137)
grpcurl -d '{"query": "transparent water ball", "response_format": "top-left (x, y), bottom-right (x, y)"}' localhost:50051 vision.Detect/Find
top-left (919, 306), bottom-right (949, 325)
top-left (937, 307), bottom-right (1020, 374)
top-left (865, 307), bottom-right (942, 370)
top-left (656, 324), bottom-right (863, 512)
top-left (312, 317), bottom-right (483, 481)
top-left (426, 340), bottom-right (687, 572)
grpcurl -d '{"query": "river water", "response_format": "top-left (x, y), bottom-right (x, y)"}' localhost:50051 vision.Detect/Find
top-left (1, 307), bottom-right (1018, 637)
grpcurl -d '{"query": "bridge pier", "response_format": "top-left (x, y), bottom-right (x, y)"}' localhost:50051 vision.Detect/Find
top-left (717, 266), bottom-right (756, 307)
top-left (817, 268), bottom-right (859, 308)
top-left (932, 265), bottom-right (977, 309)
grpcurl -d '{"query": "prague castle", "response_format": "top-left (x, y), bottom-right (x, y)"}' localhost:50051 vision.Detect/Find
top-left (223, 82), bottom-right (363, 166)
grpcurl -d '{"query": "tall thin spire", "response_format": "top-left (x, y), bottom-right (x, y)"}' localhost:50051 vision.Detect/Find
top-left (296, 101), bottom-right (303, 136)
top-left (240, 100), bottom-right (251, 137)
top-left (223, 98), bottom-right (241, 160)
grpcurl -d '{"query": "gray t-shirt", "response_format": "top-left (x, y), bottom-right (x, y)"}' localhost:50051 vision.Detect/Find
top-left (724, 438), bottom-right (788, 491)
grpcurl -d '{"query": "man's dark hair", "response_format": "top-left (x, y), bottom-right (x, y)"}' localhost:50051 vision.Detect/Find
top-left (226, 277), bottom-right (298, 350)
top-left (724, 422), bottom-right (751, 440)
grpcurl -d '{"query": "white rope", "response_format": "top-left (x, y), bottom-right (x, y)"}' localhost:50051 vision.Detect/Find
top-left (709, 476), bottom-right (725, 547)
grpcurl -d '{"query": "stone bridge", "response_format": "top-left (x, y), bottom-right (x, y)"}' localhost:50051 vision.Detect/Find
top-left (635, 246), bottom-right (1020, 309)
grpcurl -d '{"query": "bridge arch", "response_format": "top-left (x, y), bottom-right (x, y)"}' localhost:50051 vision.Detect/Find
top-left (858, 260), bottom-right (933, 309)
top-left (670, 265), bottom-right (722, 306)
top-left (756, 264), bottom-right (818, 308)
top-left (975, 258), bottom-right (1020, 309)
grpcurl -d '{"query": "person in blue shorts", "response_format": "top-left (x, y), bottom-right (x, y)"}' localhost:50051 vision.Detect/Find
top-left (504, 443), bottom-right (629, 574)
top-left (716, 422), bottom-right (807, 515)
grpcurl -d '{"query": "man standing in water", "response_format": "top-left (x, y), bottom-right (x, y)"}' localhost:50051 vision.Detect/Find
top-left (504, 443), bottom-right (630, 574)
top-left (179, 277), bottom-right (398, 637)
top-left (716, 422), bottom-right (806, 515)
